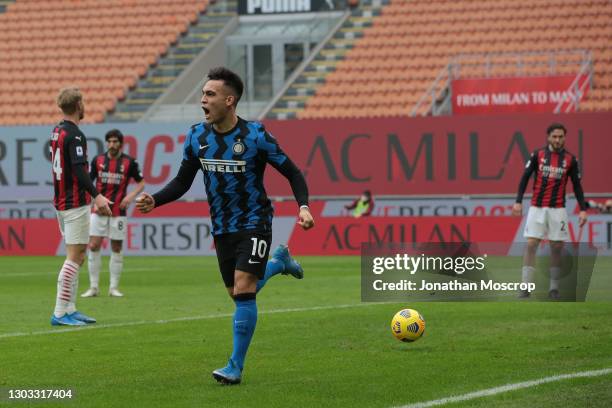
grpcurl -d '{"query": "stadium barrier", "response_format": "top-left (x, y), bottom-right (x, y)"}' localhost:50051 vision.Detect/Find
top-left (0, 112), bottom-right (610, 200)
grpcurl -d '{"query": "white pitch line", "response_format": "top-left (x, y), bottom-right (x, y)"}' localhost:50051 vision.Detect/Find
top-left (396, 367), bottom-right (612, 408)
top-left (0, 302), bottom-right (387, 339)
top-left (0, 272), bottom-right (57, 277)
top-left (0, 267), bottom-right (162, 278)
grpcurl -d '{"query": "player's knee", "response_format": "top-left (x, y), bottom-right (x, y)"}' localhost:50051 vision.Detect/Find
top-left (110, 241), bottom-right (123, 253)
top-left (233, 273), bottom-right (257, 294)
top-left (550, 241), bottom-right (564, 254)
top-left (526, 239), bottom-right (540, 252)
top-left (75, 249), bottom-right (87, 266)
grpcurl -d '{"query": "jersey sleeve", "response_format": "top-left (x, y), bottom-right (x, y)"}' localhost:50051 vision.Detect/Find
top-left (257, 126), bottom-right (309, 208)
top-left (256, 127), bottom-right (288, 167)
top-left (182, 128), bottom-right (199, 163)
top-left (89, 156), bottom-right (98, 181)
top-left (569, 156), bottom-right (587, 211)
top-left (151, 127), bottom-right (201, 208)
top-left (67, 131), bottom-right (88, 166)
top-left (129, 157), bottom-right (144, 182)
top-left (515, 150), bottom-right (538, 203)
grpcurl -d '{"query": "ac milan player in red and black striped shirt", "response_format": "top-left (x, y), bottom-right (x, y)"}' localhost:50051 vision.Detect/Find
top-left (82, 129), bottom-right (144, 298)
top-left (512, 123), bottom-right (587, 300)
top-left (50, 87), bottom-right (111, 327)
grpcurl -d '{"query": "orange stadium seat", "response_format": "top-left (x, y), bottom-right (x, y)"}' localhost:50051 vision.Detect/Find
top-left (0, 0), bottom-right (208, 125)
top-left (299, 0), bottom-right (611, 119)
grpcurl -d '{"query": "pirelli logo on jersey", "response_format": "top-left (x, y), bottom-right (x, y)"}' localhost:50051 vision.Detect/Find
top-left (199, 158), bottom-right (247, 173)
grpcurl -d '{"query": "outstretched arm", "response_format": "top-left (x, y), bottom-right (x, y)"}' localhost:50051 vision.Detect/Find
top-left (275, 158), bottom-right (314, 230)
top-left (258, 128), bottom-right (314, 230)
top-left (512, 151), bottom-right (537, 216)
top-left (136, 159), bottom-right (199, 213)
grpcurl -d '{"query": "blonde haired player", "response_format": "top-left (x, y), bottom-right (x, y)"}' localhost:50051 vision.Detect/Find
top-left (50, 87), bottom-right (112, 326)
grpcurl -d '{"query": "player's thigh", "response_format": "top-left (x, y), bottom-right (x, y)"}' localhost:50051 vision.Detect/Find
top-left (214, 233), bottom-right (239, 288)
top-left (90, 212), bottom-right (110, 237)
top-left (546, 208), bottom-right (570, 242)
top-left (234, 230), bottom-right (272, 281)
top-left (57, 205), bottom-right (90, 245)
top-left (109, 216), bottom-right (127, 241)
top-left (523, 206), bottom-right (546, 239)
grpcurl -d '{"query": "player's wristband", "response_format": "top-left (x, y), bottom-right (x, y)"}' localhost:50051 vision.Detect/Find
top-left (299, 205), bottom-right (310, 211)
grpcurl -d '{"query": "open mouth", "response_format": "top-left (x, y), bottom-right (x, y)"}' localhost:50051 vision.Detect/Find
top-left (202, 107), bottom-right (210, 115)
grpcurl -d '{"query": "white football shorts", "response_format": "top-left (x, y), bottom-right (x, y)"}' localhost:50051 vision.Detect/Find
top-left (56, 205), bottom-right (90, 245)
top-left (90, 213), bottom-right (128, 241)
top-left (523, 206), bottom-right (569, 242)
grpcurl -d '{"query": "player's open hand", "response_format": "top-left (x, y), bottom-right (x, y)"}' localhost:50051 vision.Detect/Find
top-left (136, 193), bottom-right (155, 214)
top-left (512, 202), bottom-right (522, 216)
top-left (297, 207), bottom-right (314, 230)
top-left (578, 210), bottom-right (587, 228)
top-left (119, 196), bottom-right (131, 210)
top-left (94, 194), bottom-right (113, 216)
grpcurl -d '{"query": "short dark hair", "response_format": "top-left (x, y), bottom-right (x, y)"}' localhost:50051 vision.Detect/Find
top-left (207, 67), bottom-right (244, 104)
top-left (546, 123), bottom-right (567, 136)
top-left (105, 129), bottom-right (124, 145)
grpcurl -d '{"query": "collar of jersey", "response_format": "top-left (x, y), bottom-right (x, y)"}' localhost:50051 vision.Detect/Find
top-left (210, 117), bottom-right (243, 137)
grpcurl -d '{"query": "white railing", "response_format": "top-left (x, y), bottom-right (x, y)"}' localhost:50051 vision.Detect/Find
top-left (411, 49), bottom-right (593, 117)
top-left (553, 53), bottom-right (593, 113)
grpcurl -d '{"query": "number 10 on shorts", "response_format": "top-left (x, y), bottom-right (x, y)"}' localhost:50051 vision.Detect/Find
top-left (250, 237), bottom-right (268, 259)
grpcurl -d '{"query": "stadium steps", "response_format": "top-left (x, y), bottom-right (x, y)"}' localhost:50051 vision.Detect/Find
top-left (106, 1), bottom-right (237, 122)
top-left (265, 0), bottom-right (387, 120)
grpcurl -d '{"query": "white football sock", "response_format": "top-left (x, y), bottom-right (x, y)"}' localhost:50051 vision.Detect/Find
top-left (110, 251), bottom-right (123, 289)
top-left (88, 250), bottom-right (101, 288)
top-left (54, 260), bottom-right (79, 318)
top-left (549, 266), bottom-right (561, 291)
top-left (66, 272), bottom-right (78, 314)
top-left (521, 265), bottom-right (535, 284)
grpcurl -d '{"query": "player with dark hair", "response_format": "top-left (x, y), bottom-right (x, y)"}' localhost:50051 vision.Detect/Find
top-left (81, 129), bottom-right (145, 298)
top-left (50, 87), bottom-right (112, 326)
top-left (136, 67), bottom-right (314, 384)
top-left (512, 122), bottom-right (587, 299)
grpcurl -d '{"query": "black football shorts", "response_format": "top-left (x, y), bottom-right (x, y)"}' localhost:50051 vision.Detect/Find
top-left (213, 230), bottom-right (272, 287)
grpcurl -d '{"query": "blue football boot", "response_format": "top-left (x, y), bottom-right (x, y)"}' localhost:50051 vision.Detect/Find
top-left (212, 359), bottom-right (242, 385)
top-left (50, 314), bottom-right (86, 326)
top-left (271, 244), bottom-right (304, 279)
top-left (69, 311), bottom-right (97, 324)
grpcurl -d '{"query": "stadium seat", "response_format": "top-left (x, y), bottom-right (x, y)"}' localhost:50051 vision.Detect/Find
top-left (294, 0), bottom-right (611, 119)
top-left (0, 0), bottom-right (208, 125)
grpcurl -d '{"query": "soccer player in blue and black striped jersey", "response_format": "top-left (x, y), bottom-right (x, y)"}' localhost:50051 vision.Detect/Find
top-left (136, 67), bottom-right (314, 385)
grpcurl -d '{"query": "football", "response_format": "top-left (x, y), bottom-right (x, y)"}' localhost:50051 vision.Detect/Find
top-left (390, 309), bottom-right (426, 342)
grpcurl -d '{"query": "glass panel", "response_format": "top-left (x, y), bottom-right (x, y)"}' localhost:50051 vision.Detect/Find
top-left (285, 43), bottom-right (304, 79)
top-left (253, 44), bottom-right (273, 101)
top-left (228, 44), bottom-right (248, 79)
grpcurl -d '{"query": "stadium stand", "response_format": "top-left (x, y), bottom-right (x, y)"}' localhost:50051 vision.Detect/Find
top-left (266, 0), bottom-right (389, 120)
top-left (107, 0), bottom-right (237, 122)
top-left (266, 0), bottom-right (612, 119)
top-left (0, 0), bottom-right (208, 126)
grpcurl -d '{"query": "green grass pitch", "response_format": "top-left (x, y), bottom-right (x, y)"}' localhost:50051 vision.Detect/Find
top-left (1, 256), bottom-right (611, 407)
